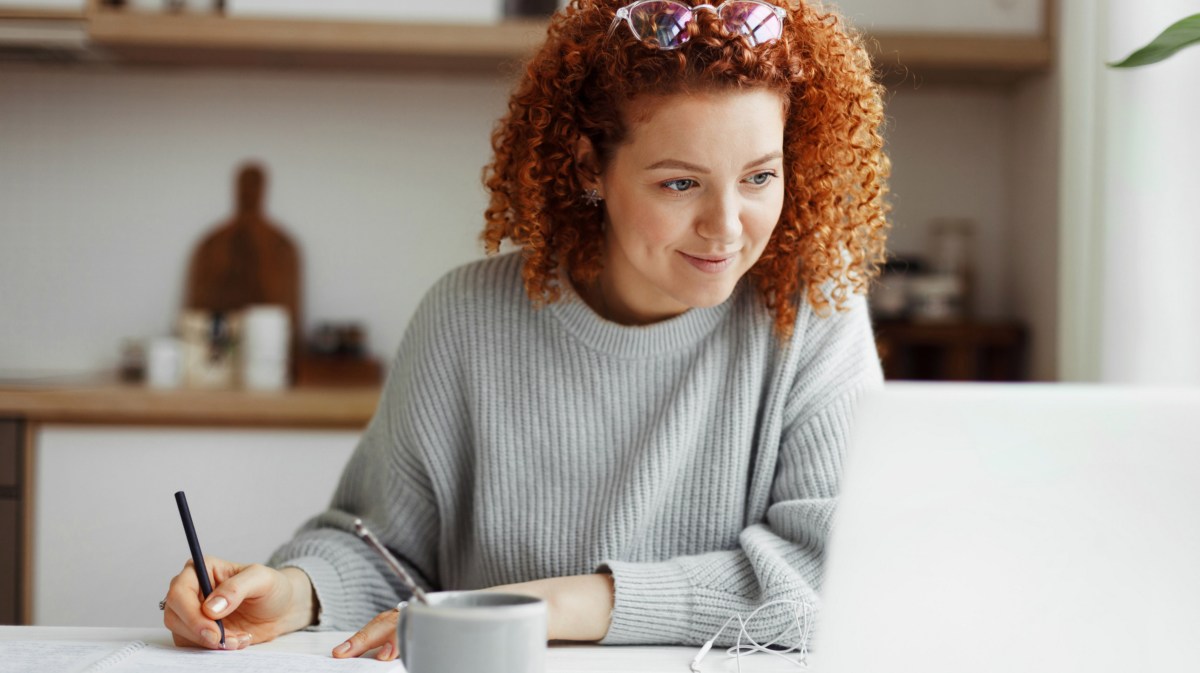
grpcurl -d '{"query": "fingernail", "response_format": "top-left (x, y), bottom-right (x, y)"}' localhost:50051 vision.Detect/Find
top-left (202, 630), bottom-right (219, 645)
top-left (207, 596), bottom-right (228, 614)
top-left (334, 641), bottom-right (351, 656)
top-left (377, 642), bottom-right (393, 661)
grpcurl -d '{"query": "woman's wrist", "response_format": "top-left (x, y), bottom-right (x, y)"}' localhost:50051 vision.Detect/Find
top-left (279, 567), bottom-right (318, 634)
top-left (484, 573), bottom-right (615, 642)
top-left (545, 573), bottom-right (614, 642)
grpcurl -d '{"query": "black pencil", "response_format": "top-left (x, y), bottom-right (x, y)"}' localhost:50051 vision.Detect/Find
top-left (174, 490), bottom-right (226, 648)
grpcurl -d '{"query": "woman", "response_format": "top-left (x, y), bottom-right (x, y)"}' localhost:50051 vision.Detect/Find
top-left (161, 0), bottom-right (889, 659)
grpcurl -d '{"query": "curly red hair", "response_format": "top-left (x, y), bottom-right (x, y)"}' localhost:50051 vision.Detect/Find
top-left (482, 0), bottom-right (890, 336)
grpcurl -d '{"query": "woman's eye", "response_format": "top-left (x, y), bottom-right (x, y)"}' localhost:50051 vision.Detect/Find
top-left (662, 178), bottom-right (697, 192)
top-left (745, 171), bottom-right (777, 186)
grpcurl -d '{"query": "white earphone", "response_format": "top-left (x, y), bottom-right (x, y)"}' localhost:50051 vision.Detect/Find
top-left (688, 598), bottom-right (814, 672)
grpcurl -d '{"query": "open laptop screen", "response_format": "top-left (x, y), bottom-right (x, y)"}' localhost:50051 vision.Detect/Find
top-left (816, 384), bottom-right (1200, 673)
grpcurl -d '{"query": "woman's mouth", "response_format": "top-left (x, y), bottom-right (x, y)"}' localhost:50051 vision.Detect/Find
top-left (679, 251), bottom-right (736, 274)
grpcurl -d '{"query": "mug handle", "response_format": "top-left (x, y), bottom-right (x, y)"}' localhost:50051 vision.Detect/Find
top-left (395, 601), bottom-right (409, 664)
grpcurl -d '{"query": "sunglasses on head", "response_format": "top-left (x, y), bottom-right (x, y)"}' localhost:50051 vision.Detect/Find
top-left (608, 0), bottom-right (788, 51)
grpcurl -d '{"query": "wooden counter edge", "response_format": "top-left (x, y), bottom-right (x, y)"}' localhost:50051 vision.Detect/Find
top-left (0, 385), bottom-right (380, 429)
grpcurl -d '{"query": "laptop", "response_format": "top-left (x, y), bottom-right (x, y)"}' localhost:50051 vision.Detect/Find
top-left (815, 383), bottom-right (1200, 673)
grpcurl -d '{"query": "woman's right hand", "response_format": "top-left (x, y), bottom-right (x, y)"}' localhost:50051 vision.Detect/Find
top-left (162, 557), bottom-right (317, 650)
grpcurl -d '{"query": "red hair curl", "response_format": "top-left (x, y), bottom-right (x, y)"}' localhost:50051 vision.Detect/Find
top-left (482, 0), bottom-right (891, 336)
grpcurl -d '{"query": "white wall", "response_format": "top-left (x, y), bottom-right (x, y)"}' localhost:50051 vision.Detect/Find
top-left (1059, 0), bottom-right (1200, 384)
top-left (883, 85), bottom-right (1013, 322)
top-left (1098, 1), bottom-right (1200, 384)
top-left (1, 65), bottom-right (1038, 377)
top-left (0, 67), bottom-right (509, 377)
top-left (1010, 70), bottom-right (1060, 382)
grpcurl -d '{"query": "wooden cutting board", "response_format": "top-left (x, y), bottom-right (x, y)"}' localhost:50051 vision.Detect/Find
top-left (184, 163), bottom-right (302, 360)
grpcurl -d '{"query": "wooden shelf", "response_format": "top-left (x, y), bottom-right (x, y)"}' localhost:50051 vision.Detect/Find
top-left (0, 7), bottom-right (84, 21)
top-left (0, 7), bottom-right (87, 57)
top-left (871, 33), bottom-right (1052, 85)
top-left (85, 9), bottom-right (550, 73)
top-left (0, 6), bottom-right (1052, 83)
top-left (0, 384), bottom-right (380, 429)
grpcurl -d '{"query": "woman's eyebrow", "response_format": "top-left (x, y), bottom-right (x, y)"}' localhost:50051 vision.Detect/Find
top-left (644, 151), bottom-right (784, 173)
top-left (743, 151), bottom-right (784, 169)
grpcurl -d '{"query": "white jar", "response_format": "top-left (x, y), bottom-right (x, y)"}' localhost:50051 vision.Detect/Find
top-left (145, 337), bottom-right (183, 389)
top-left (241, 305), bottom-right (290, 391)
top-left (908, 274), bottom-right (964, 323)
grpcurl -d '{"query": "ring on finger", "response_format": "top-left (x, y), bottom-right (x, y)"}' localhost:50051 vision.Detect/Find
top-left (158, 599), bottom-right (167, 611)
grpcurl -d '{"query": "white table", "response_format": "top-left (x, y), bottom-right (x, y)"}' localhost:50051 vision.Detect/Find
top-left (0, 626), bottom-right (808, 672)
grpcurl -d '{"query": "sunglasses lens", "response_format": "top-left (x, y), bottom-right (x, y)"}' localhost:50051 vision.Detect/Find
top-left (629, 2), bottom-right (693, 49)
top-left (721, 2), bottom-right (783, 46)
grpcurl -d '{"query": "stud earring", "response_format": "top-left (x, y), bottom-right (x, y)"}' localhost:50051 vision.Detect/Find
top-left (581, 188), bottom-right (603, 207)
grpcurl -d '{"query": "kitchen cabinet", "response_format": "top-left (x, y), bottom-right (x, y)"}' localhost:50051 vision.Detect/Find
top-left (875, 320), bottom-right (1028, 381)
top-left (33, 424), bottom-right (360, 627)
top-left (0, 0), bottom-right (1053, 84)
top-left (834, 0), bottom-right (1046, 36)
top-left (0, 420), bottom-right (23, 625)
top-left (0, 0), bottom-right (82, 15)
top-left (0, 385), bottom-right (378, 626)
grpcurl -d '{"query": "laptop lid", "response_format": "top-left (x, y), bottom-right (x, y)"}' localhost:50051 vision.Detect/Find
top-left (816, 383), bottom-right (1200, 673)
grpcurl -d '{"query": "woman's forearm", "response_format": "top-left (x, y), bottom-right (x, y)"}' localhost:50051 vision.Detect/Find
top-left (489, 573), bottom-right (615, 641)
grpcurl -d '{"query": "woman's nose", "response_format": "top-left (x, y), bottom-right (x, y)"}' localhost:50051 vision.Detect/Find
top-left (696, 189), bottom-right (743, 244)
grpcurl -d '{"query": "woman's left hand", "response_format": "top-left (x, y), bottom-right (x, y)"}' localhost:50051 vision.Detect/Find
top-left (332, 573), bottom-right (615, 658)
top-left (331, 606), bottom-right (401, 661)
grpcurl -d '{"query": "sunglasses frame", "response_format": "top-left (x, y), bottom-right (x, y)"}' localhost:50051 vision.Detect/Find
top-left (608, 0), bottom-right (788, 51)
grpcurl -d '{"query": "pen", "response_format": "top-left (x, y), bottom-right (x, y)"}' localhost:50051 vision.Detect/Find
top-left (175, 490), bottom-right (226, 648)
top-left (353, 518), bottom-right (430, 605)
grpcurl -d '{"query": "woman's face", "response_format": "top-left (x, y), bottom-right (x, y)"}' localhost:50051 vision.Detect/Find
top-left (593, 88), bottom-right (787, 325)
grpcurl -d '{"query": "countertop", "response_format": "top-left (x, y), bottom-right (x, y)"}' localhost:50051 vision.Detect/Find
top-left (0, 383), bottom-right (380, 428)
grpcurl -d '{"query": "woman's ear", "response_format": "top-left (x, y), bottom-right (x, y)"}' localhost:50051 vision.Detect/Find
top-left (575, 135), bottom-right (604, 196)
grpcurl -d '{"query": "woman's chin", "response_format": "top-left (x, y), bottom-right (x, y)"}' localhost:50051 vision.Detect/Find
top-left (676, 284), bottom-right (738, 310)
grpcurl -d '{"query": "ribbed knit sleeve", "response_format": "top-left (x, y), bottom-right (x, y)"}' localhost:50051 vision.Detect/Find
top-left (597, 294), bottom-right (883, 646)
top-left (265, 286), bottom-right (449, 631)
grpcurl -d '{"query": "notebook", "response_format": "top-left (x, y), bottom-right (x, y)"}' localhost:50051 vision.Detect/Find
top-left (0, 639), bottom-right (402, 673)
top-left (815, 383), bottom-right (1200, 673)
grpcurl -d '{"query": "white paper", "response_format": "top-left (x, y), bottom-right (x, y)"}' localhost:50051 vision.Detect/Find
top-left (113, 643), bottom-right (405, 672)
top-left (0, 641), bottom-right (131, 673)
top-left (0, 641), bottom-right (405, 673)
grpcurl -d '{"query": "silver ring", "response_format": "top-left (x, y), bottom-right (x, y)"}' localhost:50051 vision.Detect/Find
top-left (158, 599), bottom-right (167, 611)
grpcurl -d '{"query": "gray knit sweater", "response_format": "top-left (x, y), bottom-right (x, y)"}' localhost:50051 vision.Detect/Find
top-left (268, 252), bottom-right (883, 646)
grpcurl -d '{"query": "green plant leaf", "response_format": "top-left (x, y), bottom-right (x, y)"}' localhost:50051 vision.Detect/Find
top-left (1109, 13), bottom-right (1200, 67)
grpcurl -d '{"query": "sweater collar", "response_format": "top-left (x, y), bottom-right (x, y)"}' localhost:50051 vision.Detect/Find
top-left (547, 276), bottom-right (738, 358)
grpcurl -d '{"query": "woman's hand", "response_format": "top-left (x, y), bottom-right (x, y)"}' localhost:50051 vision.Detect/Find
top-left (332, 573), bottom-right (615, 661)
top-left (162, 557), bottom-right (316, 650)
top-left (331, 607), bottom-right (401, 661)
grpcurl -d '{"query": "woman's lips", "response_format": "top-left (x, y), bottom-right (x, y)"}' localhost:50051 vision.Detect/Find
top-left (679, 251), bottom-right (736, 274)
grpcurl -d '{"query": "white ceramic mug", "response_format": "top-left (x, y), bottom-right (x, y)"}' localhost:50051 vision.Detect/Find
top-left (397, 591), bottom-right (546, 672)
top-left (145, 337), bottom-right (183, 389)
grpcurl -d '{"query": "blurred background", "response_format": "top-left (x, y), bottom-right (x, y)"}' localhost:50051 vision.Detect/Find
top-left (1, 0), bottom-right (1196, 629)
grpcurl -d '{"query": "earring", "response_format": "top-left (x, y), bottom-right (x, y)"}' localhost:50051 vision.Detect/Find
top-left (581, 188), bottom-right (603, 207)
